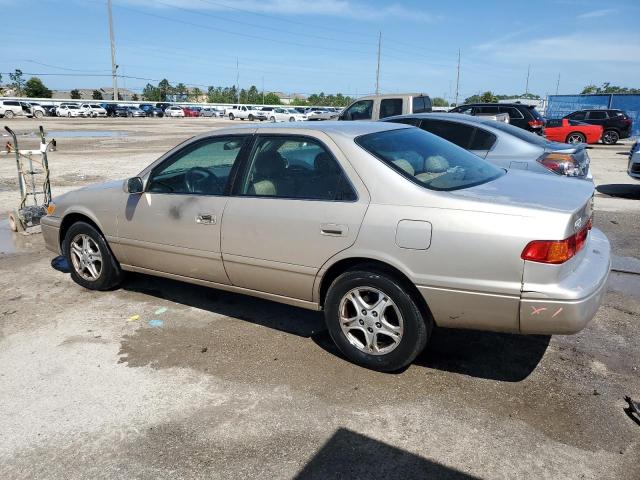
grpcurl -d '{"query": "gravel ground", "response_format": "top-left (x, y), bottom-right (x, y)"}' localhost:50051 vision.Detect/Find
top-left (1, 117), bottom-right (639, 480)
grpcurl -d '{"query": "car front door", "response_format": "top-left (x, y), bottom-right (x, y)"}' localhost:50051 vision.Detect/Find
top-left (220, 132), bottom-right (370, 302)
top-left (117, 134), bottom-right (251, 284)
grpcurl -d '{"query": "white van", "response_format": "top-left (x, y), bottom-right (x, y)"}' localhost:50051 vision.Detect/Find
top-left (339, 93), bottom-right (432, 121)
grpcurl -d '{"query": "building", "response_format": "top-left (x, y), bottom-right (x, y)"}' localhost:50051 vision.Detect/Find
top-left (273, 92), bottom-right (307, 105)
top-left (51, 87), bottom-right (137, 101)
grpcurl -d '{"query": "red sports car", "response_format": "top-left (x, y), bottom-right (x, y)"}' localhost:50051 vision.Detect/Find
top-left (544, 118), bottom-right (603, 144)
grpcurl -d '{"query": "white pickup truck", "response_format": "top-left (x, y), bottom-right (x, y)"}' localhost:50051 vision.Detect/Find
top-left (227, 105), bottom-right (266, 121)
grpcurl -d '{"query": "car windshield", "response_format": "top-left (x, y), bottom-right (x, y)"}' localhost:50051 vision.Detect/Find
top-left (356, 127), bottom-right (504, 191)
top-left (286, 109), bottom-right (298, 113)
top-left (68, 106), bottom-right (79, 109)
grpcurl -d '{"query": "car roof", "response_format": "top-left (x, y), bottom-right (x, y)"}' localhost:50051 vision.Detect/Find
top-left (386, 111), bottom-right (508, 126)
top-left (192, 120), bottom-right (408, 140)
top-left (458, 103), bottom-right (530, 108)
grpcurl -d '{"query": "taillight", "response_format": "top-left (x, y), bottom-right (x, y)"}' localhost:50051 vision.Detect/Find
top-left (529, 119), bottom-right (544, 128)
top-left (521, 219), bottom-right (592, 264)
top-left (538, 152), bottom-right (581, 176)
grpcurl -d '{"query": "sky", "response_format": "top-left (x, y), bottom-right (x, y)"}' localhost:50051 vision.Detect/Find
top-left (1, 0), bottom-right (639, 102)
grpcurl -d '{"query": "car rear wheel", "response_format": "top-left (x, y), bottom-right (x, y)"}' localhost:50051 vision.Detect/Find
top-left (566, 132), bottom-right (586, 144)
top-left (34, 110), bottom-right (44, 119)
top-left (289, 117), bottom-right (296, 122)
top-left (229, 113), bottom-right (235, 120)
top-left (324, 268), bottom-right (431, 372)
top-left (4, 110), bottom-right (14, 119)
top-left (602, 129), bottom-right (619, 145)
top-left (270, 116), bottom-right (276, 122)
top-left (248, 114), bottom-right (254, 121)
top-left (63, 221), bottom-right (124, 291)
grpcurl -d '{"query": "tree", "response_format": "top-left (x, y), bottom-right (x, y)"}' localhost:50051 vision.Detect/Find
top-left (0, 73), bottom-right (3, 94)
top-left (432, 97), bottom-right (448, 107)
top-left (158, 79), bottom-right (172, 101)
top-left (9, 69), bottom-right (25, 96)
top-left (132, 93), bottom-right (139, 101)
top-left (142, 83), bottom-right (160, 101)
top-left (24, 77), bottom-right (52, 98)
top-left (92, 90), bottom-right (103, 100)
top-left (189, 87), bottom-right (203, 102)
top-left (70, 89), bottom-right (81, 99)
top-left (480, 91), bottom-right (498, 103)
top-left (581, 82), bottom-right (640, 94)
top-left (263, 92), bottom-right (281, 105)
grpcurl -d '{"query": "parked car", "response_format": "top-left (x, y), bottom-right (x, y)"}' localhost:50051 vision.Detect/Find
top-left (267, 107), bottom-right (308, 122)
top-left (383, 113), bottom-right (591, 179)
top-left (43, 104), bottom-right (59, 117)
top-left (564, 109), bottom-right (633, 145)
top-left (56, 105), bottom-right (84, 117)
top-left (113, 106), bottom-right (130, 117)
top-left (79, 103), bottom-right (108, 118)
top-left (100, 103), bottom-right (118, 117)
top-left (628, 140), bottom-right (640, 180)
top-left (306, 107), bottom-right (335, 121)
top-left (0, 100), bottom-right (45, 118)
top-left (228, 105), bottom-right (264, 121)
top-left (125, 106), bottom-right (147, 118)
top-left (156, 103), bottom-right (172, 112)
top-left (450, 103), bottom-right (546, 134)
top-left (41, 121), bottom-right (609, 372)
top-left (139, 104), bottom-right (164, 117)
top-left (200, 107), bottom-right (221, 117)
top-left (544, 118), bottom-right (603, 144)
top-left (183, 107), bottom-right (200, 118)
top-left (339, 93), bottom-right (432, 121)
top-left (164, 106), bottom-right (185, 118)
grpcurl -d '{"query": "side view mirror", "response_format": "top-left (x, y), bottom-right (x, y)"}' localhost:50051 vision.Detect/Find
top-left (125, 177), bottom-right (144, 194)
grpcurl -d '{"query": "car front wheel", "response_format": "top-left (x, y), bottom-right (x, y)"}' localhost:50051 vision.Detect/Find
top-left (63, 221), bottom-right (124, 291)
top-left (324, 268), bottom-right (431, 372)
top-left (602, 129), bottom-right (619, 145)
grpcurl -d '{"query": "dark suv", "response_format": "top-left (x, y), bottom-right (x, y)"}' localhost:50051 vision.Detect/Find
top-left (449, 103), bottom-right (545, 134)
top-left (564, 109), bottom-right (632, 145)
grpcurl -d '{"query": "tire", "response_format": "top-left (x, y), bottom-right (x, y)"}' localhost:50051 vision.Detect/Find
top-left (602, 129), bottom-right (619, 145)
top-left (4, 110), bottom-right (14, 119)
top-left (229, 113), bottom-right (235, 120)
top-left (248, 114), bottom-right (254, 121)
top-left (63, 221), bottom-right (124, 291)
top-left (34, 110), bottom-right (44, 119)
top-left (67, 112), bottom-right (71, 118)
top-left (566, 132), bottom-right (586, 144)
top-left (8, 210), bottom-right (25, 232)
top-left (270, 116), bottom-right (276, 123)
top-left (289, 117), bottom-right (295, 122)
top-left (324, 268), bottom-right (431, 372)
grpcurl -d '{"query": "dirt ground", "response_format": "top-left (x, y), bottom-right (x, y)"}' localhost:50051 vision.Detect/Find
top-left (1, 117), bottom-right (639, 480)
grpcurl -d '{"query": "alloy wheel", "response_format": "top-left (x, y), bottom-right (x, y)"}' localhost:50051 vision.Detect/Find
top-left (339, 287), bottom-right (404, 355)
top-left (567, 133), bottom-right (584, 144)
top-left (69, 234), bottom-right (103, 281)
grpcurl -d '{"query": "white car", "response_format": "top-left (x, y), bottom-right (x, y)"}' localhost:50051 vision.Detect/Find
top-left (79, 104), bottom-right (107, 117)
top-left (228, 105), bottom-right (264, 121)
top-left (0, 100), bottom-right (45, 119)
top-left (306, 108), bottom-right (334, 121)
top-left (164, 106), bottom-right (185, 118)
top-left (56, 105), bottom-right (84, 117)
top-left (267, 107), bottom-right (308, 122)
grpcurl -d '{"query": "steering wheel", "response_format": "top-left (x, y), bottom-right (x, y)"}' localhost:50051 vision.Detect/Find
top-left (185, 167), bottom-right (218, 193)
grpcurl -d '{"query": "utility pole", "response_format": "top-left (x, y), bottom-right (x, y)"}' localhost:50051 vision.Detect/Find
top-left (236, 57), bottom-right (240, 104)
top-left (454, 48), bottom-right (460, 106)
top-left (375, 31), bottom-right (382, 95)
top-left (107, 0), bottom-right (118, 101)
top-left (555, 73), bottom-right (560, 95)
top-left (262, 76), bottom-right (265, 105)
top-left (525, 64), bottom-right (530, 95)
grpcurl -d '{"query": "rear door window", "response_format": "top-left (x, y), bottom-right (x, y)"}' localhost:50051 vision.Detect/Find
top-left (412, 96), bottom-right (432, 114)
top-left (379, 98), bottom-right (403, 119)
top-left (587, 111), bottom-right (607, 120)
top-left (418, 119), bottom-right (474, 149)
top-left (477, 105), bottom-right (499, 114)
top-left (568, 111), bottom-right (586, 120)
top-left (469, 128), bottom-right (497, 151)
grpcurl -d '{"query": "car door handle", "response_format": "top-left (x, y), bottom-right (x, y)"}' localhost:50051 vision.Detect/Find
top-left (321, 223), bottom-right (348, 236)
top-left (196, 214), bottom-right (216, 225)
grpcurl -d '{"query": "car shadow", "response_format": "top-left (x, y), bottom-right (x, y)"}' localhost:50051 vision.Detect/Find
top-left (123, 273), bottom-right (549, 382)
top-left (596, 184), bottom-right (640, 200)
top-left (294, 428), bottom-right (479, 479)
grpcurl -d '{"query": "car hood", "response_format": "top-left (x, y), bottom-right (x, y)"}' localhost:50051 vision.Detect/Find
top-left (450, 168), bottom-right (594, 214)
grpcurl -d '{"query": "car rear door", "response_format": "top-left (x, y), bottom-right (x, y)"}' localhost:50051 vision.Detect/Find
top-left (586, 110), bottom-right (608, 127)
top-left (220, 131), bottom-right (370, 302)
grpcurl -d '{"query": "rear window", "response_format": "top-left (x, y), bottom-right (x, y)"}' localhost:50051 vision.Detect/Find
top-left (588, 111), bottom-right (607, 120)
top-left (412, 96), bottom-right (432, 114)
top-left (380, 98), bottom-right (403, 119)
top-left (355, 127), bottom-right (504, 191)
top-left (488, 121), bottom-right (550, 146)
top-left (527, 106), bottom-right (544, 120)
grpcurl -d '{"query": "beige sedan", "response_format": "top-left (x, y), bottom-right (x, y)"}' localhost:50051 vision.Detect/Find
top-left (41, 122), bottom-right (610, 371)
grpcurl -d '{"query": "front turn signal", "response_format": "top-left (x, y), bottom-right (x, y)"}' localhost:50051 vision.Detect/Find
top-left (46, 203), bottom-right (56, 215)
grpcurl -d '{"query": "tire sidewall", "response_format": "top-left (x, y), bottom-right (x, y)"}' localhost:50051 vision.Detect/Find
top-left (566, 132), bottom-right (585, 144)
top-left (324, 270), bottom-right (429, 372)
top-left (63, 222), bottom-right (122, 291)
top-left (603, 130), bottom-right (619, 144)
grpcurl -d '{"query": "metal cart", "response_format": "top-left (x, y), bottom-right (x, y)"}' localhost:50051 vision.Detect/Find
top-left (2, 126), bottom-right (54, 232)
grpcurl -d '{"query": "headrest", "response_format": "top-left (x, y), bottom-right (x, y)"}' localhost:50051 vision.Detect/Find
top-left (254, 151), bottom-right (286, 177)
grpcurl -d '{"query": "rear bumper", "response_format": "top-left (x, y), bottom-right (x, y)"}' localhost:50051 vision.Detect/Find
top-left (41, 215), bottom-right (62, 255)
top-left (520, 228), bottom-right (611, 334)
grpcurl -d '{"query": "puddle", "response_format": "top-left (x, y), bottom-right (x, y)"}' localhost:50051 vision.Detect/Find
top-left (46, 130), bottom-right (127, 138)
top-left (0, 219), bottom-right (19, 254)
